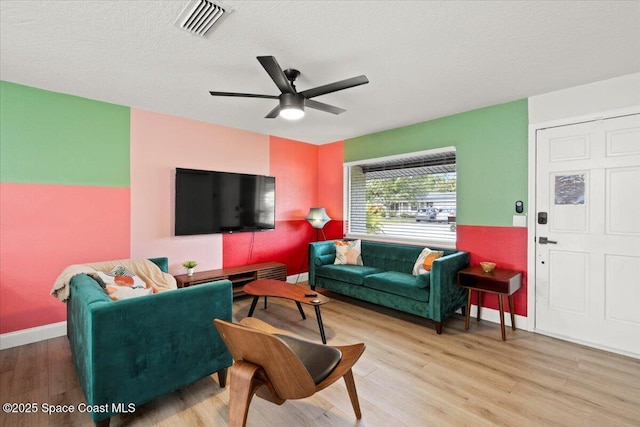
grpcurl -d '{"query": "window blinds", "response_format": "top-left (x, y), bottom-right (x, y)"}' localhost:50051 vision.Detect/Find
top-left (346, 148), bottom-right (457, 244)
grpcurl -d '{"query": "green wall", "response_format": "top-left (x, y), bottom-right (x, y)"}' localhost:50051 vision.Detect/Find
top-left (344, 99), bottom-right (528, 226)
top-left (0, 81), bottom-right (130, 186)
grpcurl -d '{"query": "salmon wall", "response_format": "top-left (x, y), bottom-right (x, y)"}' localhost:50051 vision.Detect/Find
top-left (0, 81), bottom-right (131, 333)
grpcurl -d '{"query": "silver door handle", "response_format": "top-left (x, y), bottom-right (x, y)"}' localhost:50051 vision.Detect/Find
top-left (539, 237), bottom-right (557, 244)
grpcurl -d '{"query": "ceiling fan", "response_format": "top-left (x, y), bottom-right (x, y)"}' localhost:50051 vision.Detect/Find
top-left (209, 56), bottom-right (369, 120)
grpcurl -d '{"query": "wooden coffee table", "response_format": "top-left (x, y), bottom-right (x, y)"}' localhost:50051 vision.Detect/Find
top-left (242, 279), bottom-right (330, 344)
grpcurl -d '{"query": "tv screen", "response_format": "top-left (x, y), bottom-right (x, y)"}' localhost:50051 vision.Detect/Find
top-left (175, 168), bottom-right (275, 235)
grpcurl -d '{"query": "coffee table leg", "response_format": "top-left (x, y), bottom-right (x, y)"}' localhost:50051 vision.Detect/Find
top-left (314, 306), bottom-right (327, 344)
top-left (248, 297), bottom-right (259, 317)
top-left (295, 301), bottom-right (306, 320)
top-left (263, 296), bottom-right (267, 309)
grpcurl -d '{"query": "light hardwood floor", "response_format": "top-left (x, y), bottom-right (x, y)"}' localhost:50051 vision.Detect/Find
top-left (2, 288), bottom-right (639, 426)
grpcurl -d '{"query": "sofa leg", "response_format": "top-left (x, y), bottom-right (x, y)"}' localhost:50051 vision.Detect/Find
top-left (217, 368), bottom-right (228, 387)
top-left (435, 322), bottom-right (443, 334)
top-left (96, 418), bottom-right (110, 427)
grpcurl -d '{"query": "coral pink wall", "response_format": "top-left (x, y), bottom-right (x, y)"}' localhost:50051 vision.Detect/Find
top-left (222, 138), bottom-right (347, 274)
top-left (222, 222), bottom-right (313, 272)
top-left (318, 141), bottom-right (344, 219)
top-left (130, 109), bottom-right (270, 275)
top-left (0, 183), bottom-right (130, 333)
top-left (457, 225), bottom-right (528, 316)
top-left (270, 136), bottom-right (319, 221)
top-left (224, 136), bottom-right (319, 274)
top-left (318, 141), bottom-right (345, 239)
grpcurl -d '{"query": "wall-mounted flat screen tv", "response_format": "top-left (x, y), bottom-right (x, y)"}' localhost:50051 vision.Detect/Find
top-left (175, 168), bottom-right (276, 235)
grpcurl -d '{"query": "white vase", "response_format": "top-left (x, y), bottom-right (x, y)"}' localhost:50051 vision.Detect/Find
top-left (187, 268), bottom-right (195, 276)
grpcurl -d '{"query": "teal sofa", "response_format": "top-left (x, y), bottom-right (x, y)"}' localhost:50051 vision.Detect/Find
top-left (308, 241), bottom-right (469, 333)
top-left (66, 257), bottom-right (233, 426)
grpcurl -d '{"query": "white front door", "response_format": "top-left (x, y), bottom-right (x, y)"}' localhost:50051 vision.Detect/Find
top-left (535, 114), bottom-right (640, 357)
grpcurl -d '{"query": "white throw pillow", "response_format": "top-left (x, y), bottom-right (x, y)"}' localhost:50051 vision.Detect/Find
top-left (96, 271), bottom-right (146, 289)
top-left (95, 271), bottom-right (153, 301)
top-left (334, 240), bottom-right (363, 265)
top-left (105, 285), bottom-right (153, 301)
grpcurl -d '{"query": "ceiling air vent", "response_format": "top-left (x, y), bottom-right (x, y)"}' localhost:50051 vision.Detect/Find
top-left (176, 0), bottom-right (232, 37)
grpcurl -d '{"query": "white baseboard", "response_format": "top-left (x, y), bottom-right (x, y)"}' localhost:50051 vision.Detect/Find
top-left (287, 272), bottom-right (308, 283)
top-left (0, 321), bottom-right (67, 350)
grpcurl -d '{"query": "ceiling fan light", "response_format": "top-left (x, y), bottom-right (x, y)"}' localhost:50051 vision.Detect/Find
top-left (280, 107), bottom-right (305, 120)
top-left (279, 93), bottom-right (305, 120)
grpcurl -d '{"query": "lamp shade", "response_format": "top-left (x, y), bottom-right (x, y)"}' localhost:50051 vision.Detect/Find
top-left (306, 207), bottom-right (331, 229)
top-left (279, 93), bottom-right (305, 120)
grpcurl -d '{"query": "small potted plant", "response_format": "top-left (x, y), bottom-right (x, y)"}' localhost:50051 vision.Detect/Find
top-left (182, 260), bottom-right (198, 276)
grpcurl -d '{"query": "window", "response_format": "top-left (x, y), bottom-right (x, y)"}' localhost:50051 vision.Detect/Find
top-left (345, 147), bottom-right (457, 248)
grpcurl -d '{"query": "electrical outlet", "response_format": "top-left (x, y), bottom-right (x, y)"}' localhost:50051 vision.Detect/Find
top-left (513, 215), bottom-right (527, 227)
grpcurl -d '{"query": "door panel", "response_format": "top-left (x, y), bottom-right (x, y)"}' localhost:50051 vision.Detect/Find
top-left (605, 254), bottom-right (640, 324)
top-left (548, 250), bottom-right (587, 313)
top-left (606, 126), bottom-right (640, 157)
top-left (607, 167), bottom-right (640, 234)
top-left (549, 134), bottom-right (590, 161)
top-left (535, 114), bottom-right (640, 357)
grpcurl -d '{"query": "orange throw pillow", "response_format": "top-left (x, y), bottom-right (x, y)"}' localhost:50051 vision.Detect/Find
top-left (423, 251), bottom-right (443, 271)
top-left (412, 248), bottom-right (444, 275)
top-left (114, 275), bottom-right (135, 286)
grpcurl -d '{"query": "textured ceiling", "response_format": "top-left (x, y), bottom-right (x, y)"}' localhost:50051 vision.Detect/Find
top-left (1, 1), bottom-right (639, 144)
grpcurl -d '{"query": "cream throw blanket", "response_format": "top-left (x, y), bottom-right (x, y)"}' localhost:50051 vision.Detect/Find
top-left (51, 258), bottom-right (177, 302)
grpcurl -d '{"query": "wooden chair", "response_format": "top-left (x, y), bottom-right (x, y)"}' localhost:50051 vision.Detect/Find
top-left (214, 317), bottom-right (366, 427)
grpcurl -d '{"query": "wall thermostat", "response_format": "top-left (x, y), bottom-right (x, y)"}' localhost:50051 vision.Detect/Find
top-left (515, 200), bottom-right (524, 213)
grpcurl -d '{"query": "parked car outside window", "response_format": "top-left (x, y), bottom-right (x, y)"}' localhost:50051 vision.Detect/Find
top-left (416, 207), bottom-right (457, 224)
top-left (415, 207), bottom-right (436, 222)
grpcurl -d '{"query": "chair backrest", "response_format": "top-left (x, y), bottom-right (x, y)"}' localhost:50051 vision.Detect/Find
top-left (214, 319), bottom-right (316, 399)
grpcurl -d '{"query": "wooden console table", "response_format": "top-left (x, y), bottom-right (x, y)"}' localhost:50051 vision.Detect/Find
top-left (457, 266), bottom-right (522, 341)
top-left (174, 262), bottom-right (287, 298)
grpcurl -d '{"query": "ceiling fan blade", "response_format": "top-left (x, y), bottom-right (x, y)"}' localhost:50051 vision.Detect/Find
top-left (305, 99), bottom-right (346, 115)
top-left (257, 56), bottom-right (294, 94)
top-left (209, 91), bottom-right (278, 99)
top-left (300, 75), bottom-right (369, 99)
top-left (265, 105), bottom-right (281, 119)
